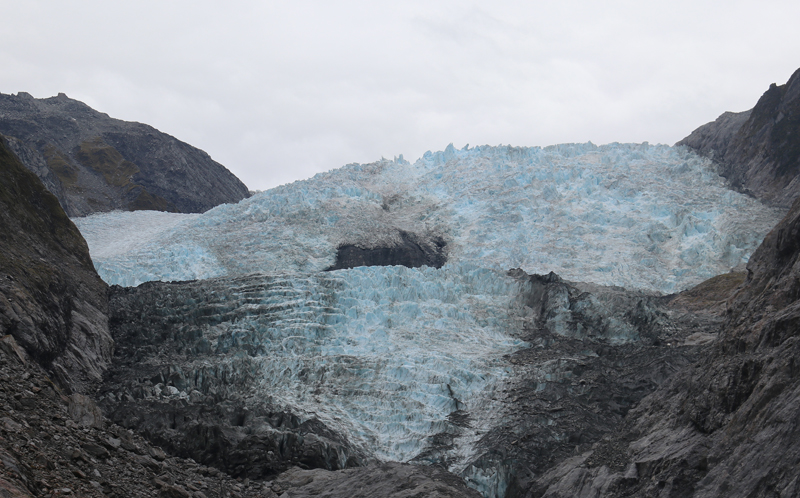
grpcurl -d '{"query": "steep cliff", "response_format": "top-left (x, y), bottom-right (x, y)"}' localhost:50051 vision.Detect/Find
top-left (0, 92), bottom-right (250, 216)
top-left (0, 135), bottom-right (111, 392)
top-left (678, 68), bottom-right (800, 208)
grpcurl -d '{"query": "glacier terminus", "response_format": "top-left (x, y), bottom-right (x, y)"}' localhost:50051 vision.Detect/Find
top-left (74, 143), bottom-right (784, 497)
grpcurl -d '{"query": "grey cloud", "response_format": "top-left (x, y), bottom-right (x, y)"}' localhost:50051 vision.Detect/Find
top-left (1, 0), bottom-right (800, 190)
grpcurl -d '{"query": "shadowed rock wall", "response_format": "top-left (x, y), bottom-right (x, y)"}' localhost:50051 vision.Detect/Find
top-left (326, 231), bottom-right (447, 270)
top-left (0, 135), bottom-right (111, 393)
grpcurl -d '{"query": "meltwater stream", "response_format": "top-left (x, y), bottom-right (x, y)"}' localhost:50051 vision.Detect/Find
top-left (74, 143), bottom-right (785, 496)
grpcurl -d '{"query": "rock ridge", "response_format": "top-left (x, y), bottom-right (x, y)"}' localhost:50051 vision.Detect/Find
top-left (0, 92), bottom-right (250, 216)
top-left (678, 67), bottom-right (800, 208)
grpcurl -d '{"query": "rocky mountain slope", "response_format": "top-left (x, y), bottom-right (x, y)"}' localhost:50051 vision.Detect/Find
top-left (678, 68), bottom-right (800, 208)
top-left (0, 136), bottom-right (111, 393)
top-left (528, 191), bottom-right (800, 498)
top-left (0, 92), bottom-right (249, 216)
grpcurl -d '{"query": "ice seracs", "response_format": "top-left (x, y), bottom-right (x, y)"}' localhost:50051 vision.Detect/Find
top-left (75, 142), bottom-right (782, 293)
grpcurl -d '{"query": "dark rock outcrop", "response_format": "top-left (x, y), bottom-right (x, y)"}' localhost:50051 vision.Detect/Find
top-left (0, 136), bottom-right (111, 393)
top-left (678, 67), bottom-right (800, 208)
top-left (0, 92), bottom-right (250, 216)
top-left (529, 191), bottom-right (800, 497)
top-left (459, 269), bottom-right (734, 498)
top-left (326, 231), bottom-right (447, 270)
top-left (270, 463), bottom-right (482, 498)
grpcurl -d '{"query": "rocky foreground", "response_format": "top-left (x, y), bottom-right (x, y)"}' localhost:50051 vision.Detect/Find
top-left (0, 336), bottom-right (479, 498)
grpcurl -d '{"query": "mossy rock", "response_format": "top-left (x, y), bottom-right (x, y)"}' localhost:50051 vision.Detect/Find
top-left (130, 188), bottom-right (175, 212)
top-left (669, 271), bottom-right (746, 314)
top-left (75, 137), bottom-right (140, 188)
top-left (73, 137), bottom-right (176, 212)
top-left (44, 144), bottom-right (79, 186)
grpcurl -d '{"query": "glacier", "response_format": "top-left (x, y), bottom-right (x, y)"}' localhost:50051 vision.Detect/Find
top-left (74, 142), bottom-right (786, 497)
top-left (152, 265), bottom-right (529, 465)
top-left (75, 142), bottom-right (782, 293)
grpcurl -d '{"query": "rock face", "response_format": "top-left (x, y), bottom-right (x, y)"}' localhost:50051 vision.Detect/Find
top-left (0, 136), bottom-right (111, 393)
top-left (528, 194), bottom-right (800, 497)
top-left (678, 67), bottom-right (800, 208)
top-left (326, 231), bottom-right (447, 270)
top-left (0, 92), bottom-right (250, 216)
top-left (458, 270), bottom-right (734, 497)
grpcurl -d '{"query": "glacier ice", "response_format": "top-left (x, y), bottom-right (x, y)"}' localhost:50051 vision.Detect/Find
top-left (72, 142), bottom-right (787, 496)
top-left (75, 142), bottom-right (783, 293)
top-left (255, 264), bottom-right (527, 465)
top-left (136, 264), bottom-right (528, 467)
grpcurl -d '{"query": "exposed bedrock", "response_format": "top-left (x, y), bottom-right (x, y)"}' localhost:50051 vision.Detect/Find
top-left (0, 92), bottom-right (250, 216)
top-left (527, 197), bottom-right (800, 497)
top-left (326, 230), bottom-right (447, 270)
top-left (270, 463), bottom-right (482, 498)
top-left (0, 136), bottom-right (111, 393)
top-left (461, 269), bottom-right (738, 498)
top-left (104, 393), bottom-right (360, 479)
top-left (678, 67), bottom-right (800, 208)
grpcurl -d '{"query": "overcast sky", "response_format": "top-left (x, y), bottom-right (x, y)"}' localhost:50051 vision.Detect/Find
top-left (2, 1), bottom-right (799, 191)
